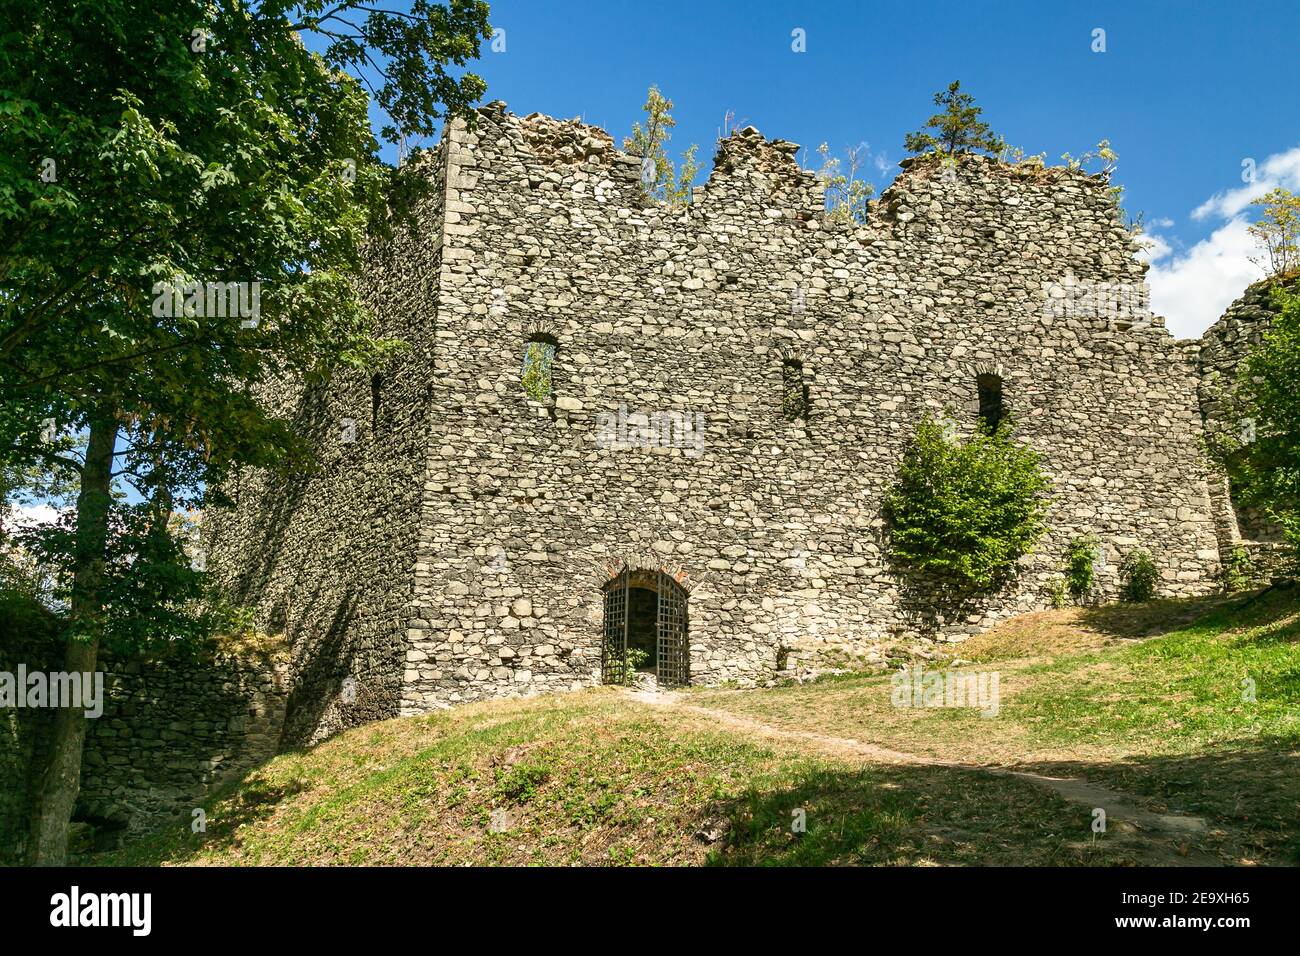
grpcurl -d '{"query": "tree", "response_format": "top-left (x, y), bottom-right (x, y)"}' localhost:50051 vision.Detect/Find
top-left (809, 143), bottom-right (874, 225)
top-left (623, 85), bottom-right (699, 206)
top-left (1216, 286), bottom-right (1300, 560)
top-left (1248, 188), bottom-right (1300, 278)
top-left (0, 0), bottom-right (490, 865)
top-left (903, 81), bottom-right (1001, 157)
top-left (885, 415), bottom-right (1051, 591)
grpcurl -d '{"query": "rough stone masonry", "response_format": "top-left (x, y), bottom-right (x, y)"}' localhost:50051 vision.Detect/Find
top-left (207, 100), bottom-right (1251, 747)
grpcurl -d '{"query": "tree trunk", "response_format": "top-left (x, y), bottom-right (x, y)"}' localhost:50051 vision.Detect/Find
top-left (29, 406), bottom-right (117, 866)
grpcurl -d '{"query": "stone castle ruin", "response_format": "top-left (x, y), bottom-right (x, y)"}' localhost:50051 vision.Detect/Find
top-left (203, 99), bottom-right (1276, 747)
top-left (8, 101), bottom-right (1287, 853)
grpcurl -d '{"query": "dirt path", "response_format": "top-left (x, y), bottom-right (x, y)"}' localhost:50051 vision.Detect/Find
top-left (629, 689), bottom-right (1222, 866)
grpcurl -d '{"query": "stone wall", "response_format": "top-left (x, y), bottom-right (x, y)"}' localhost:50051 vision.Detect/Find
top-left (209, 101), bottom-right (1228, 735)
top-left (1198, 277), bottom-right (1296, 576)
top-left (76, 644), bottom-right (288, 840)
top-left (393, 102), bottom-right (1222, 710)
top-left (206, 143), bottom-right (450, 745)
top-left (1, 619), bottom-right (286, 860)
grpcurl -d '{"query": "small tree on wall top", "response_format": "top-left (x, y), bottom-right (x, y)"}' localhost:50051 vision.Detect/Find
top-left (904, 81), bottom-right (1002, 158)
top-left (1248, 188), bottom-right (1300, 278)
top-left (623, 85), bottom-right (699, 207)
top-left (808, 142), bottom-right (874, 225)
top-left (885, 415), bottom-right (1051, 592)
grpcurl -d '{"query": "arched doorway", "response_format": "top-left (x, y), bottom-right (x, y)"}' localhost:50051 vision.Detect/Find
top-left (601, 567), bottom-right (688, 687)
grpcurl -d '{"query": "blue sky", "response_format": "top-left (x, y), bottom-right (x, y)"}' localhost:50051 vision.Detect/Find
top-left (372, 0), bottom-right (1300, 338)
top-left (10, 2), bottom-right (1298, 521)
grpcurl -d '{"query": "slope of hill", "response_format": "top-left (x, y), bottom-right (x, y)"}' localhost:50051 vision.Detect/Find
top-left (96, 586), bottom-right (1300, 867)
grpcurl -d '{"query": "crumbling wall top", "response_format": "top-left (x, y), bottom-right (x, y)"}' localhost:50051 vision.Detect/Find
top-left (455, 101), bottom-right (1144, 256)
top-left (516, 110), bottom-right (617, 166)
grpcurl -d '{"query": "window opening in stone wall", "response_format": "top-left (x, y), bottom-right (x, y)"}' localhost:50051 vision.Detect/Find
top-left (521, 336), bottom-right (557, 402)
top-left (782, 359), bottom-right (809, 421)
top-left (371, 373), bottom-right (383, 434)
top-left (977, 373), bottom-right (1005, 435)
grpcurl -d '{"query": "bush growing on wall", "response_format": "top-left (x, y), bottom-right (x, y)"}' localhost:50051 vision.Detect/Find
top-left (885, 415), bottom-right (1050, 591)
top-left (1119, 547), bottom-right (1160, 602)
top-left (1223, 545), bottom-right (1256, 592)
top-left (1066, 536), bottom-right (1099, 602)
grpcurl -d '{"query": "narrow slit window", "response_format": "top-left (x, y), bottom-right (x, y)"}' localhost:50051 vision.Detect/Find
top-left (977, 373), bottom-right (1004, 435)
top-left (521, 337), bottom-right (556, 402)
top-left (782, 359), bottom-right (809, 421)
top-left (371, 373), bottom-right (383, 433)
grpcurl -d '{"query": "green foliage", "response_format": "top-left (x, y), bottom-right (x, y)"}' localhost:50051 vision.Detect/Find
top-left (0, 0), bottom-right (491, 863)
top-left (9, 501), bottom-right (246, 652)
top-left (1060, 139), bottom-right (1118, 177)
top-left (520, 340), bottom-right (555, 402)
top-left (625, 646), bottom-right (650, 673)
top-left (1, 0), bottom-right (491, 526)
top-left (623, 85), bottom-right (698, 206)
top-left (781, 361), bottom-right (808, 421)
top-left (600, 644), bottom-right (652, 686)
top-left (1065, 536), bottom-right (1099, 602)
top-left (1224, 545), bottom-right (1256, 592)
top-left (1248, 188), bottom-right (1300, 278)
top-left (1119, 548), bottom-right (1160, 603)
top-left (809, 143), bottom-right (873, 225)
top-left (994, 138), bottom-right (1045, 168)
top-left (604, 645), bottom-right (650, 686)
top-left (903, 81), bottom-right (1001, 157)
top-left (1047, 577), bottom-right (1069, 609)
top-left (495, 762), bottom-right (551, 803)
top-left (884, 415), bottom-right (1051, 591)
top-left (1213, 286), bottom-right (1300, 560)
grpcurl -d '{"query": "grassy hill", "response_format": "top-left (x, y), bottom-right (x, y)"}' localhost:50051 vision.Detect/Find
top-left (693, 586), bottom-right (1300, 865)
top-left (96, 586), bottom-right (1300, 867)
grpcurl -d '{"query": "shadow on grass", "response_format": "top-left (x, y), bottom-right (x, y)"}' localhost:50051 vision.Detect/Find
top-left (1074, 593), bottom-right (1241, 640)
top-left (93, 731), bottom-right (1300, 868)
top-left (704, 739), bottom-right (1300, 867)
top-left (1074, 582), bottom-right (1300, 643)
top-left (704, 761), bottom-right (1102, 867)
top-left (1014, 740), bottom-right (1300, 866)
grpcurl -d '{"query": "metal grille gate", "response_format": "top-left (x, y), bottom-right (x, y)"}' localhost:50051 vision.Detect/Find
top-left (601, 569), bottom-right (629, 685)
top-left (656, 573), bottom-right (688, 687)
top-left (601, 568), bottom-right (688, 687)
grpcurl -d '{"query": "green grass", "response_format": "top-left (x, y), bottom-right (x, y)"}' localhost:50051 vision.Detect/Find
top-left (1010, 591), bottom-right (1300, 749)
top-left (95, 692), bottom-right (1122, 867)
top-left (692, 586), bottom-right (1300, 864)
top-left (93, 587), bottom-right (1300, 867)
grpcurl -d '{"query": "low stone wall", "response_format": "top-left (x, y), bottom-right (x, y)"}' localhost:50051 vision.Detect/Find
top-left (77, 644), bottom-right (288, 840)
top-left (1, 616), bottom-right (287, 860)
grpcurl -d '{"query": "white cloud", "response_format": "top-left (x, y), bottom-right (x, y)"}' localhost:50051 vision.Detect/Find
top-left (1136, 230), bottom-right (1173, 264)
top-left (1146, 217), bottom-right (1264, 338)
top-left (5, 502), bottom-right (61, 529)
top-left (1142, 144), bottom-right (1300, 339)
top-left (1191, 146), bottom-right (1300, 221)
